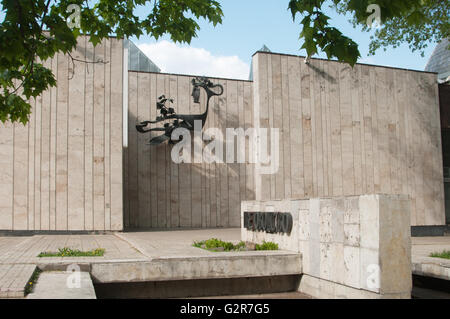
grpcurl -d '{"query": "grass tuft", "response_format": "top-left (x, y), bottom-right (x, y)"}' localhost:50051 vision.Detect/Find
top-left (193, 238), bottom-right (278, 252)
top-left (24, 267), bottom-right (42, 296)
top-left (38, 247), bottom-right (105, 258)
top-left (430, 250), bottom-right (450, 260)
top-left (255, 241), bottom-right (279, 251)
top-left (193, 238), bottom-right (246, 252)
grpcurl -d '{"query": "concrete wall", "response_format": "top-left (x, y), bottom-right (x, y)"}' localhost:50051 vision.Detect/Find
top-left (0, 36), bottom-right (124, 231)
top-left (252, 52), bottom-right (445, 226)
top-left (241, 194), bottom-right (412, 299)
top-left (0, 39), bottom-right (444, 231)
top-left (124, 73), bottom-right (255, 229)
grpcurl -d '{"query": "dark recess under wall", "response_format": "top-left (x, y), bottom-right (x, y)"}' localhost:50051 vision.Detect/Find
top-left (411, 225), bottom-right (450, 237)
top-left (412, 275), bottom-right (450, 299)
top-left (94, 275), bottom-right (301, 299)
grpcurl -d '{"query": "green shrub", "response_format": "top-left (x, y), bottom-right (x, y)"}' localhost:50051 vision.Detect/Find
top-left (255, 241), bottom-right (279, 251)
top-left (38, 247), bottom-right (105, 257)
top-left (193, 239), bottom-right (247, 252)
top-left (193, 239), bottom-right (278, 252)
top-left (24, 268), bottom-right (42, 296)
top-left (193, 241), bottom-right (203, 248)
top-left (430, 250), bottom-right (450, 260)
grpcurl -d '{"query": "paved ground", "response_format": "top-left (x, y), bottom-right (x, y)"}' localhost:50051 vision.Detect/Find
top-left (27, 271), bottom-right (96, 299)
top-left (116, 228), bottom-right (241, 258)
top-left (0, 264), bottom-right (36, 298)
top-left (0, 234), bottom-right (147, 265)
top-left (0, 230), bottom-right (449, 299)
top-left (90, 229), bottom-right (301, 285)
top-left (0, 229), bottom-right (301, 298)
top-left (412, 237), bottom-right (450, 281)
top-left (0, 234), bottom-right (148, 298)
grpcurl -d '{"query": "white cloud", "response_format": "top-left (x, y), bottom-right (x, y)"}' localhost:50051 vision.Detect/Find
top-left (358, 57), bottom-right (376, 65)
top-left (138, 41), bottom-right (250, 80)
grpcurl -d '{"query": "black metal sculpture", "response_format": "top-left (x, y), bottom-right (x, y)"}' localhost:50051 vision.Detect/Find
top-left (136, 77), bottom-right (224, 145)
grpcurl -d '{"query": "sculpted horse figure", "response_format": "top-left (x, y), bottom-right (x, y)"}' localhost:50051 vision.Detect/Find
top-left (136, 77), bottom-right (224, 145)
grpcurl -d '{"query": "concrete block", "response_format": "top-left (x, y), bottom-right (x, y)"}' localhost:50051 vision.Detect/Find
top-left (334, 284), bottom-right (379, 299)
top-left (309, 240), bottom-right (320, 277)
top-left (299, 240), bottom-right (310, 274)
top-left (320, 205), bottom-right (332, 243)
top-left (309, 199), bottom-right (320, 224)
top-left (331, 206), bottom-right (344, 243)
top-left (241, 195), bottom-right (412, 299)
top-left (300, 275), bottom-right (382, 299)
top-left (344, 246), bottom-right (360, 289)
top-left (298, 274), bottom-right (320, 298)
top-left (331, 243), bottom-right (345, 285)
top-left (359, 195), bottom-right (379, 250)
top-left (334, 282), bottom-right (351, 299)
top-left (320, 243), bottom-right (332, 281)
top-left (344, 197), bottom-right (360, 224)
top-left (344, 224), bottom-right (360, 247)
top-left (309, 219), bottom-right (320, 242)
top-left (378, 196), bottom-right (411, 295)
top-left (298, 209), bottom-right (310, 241)
top-left (27, 272), bottom-right (96, 299)
top-left (298, 199), bottom-right (309, 210)
top-left (318, 278), bottom-right (336, 299)
top-left (359, 248), bottom-right (380, 293)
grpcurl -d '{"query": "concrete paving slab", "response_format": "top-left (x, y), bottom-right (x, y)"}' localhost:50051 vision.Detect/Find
top-left (412, 237), bottom-right (450, 281)
top-left (0, 264), bottom-right (36, 298)
top-left (1, 229), bottom-right (302, 298)
top-left (90, 252), bottom-right (302, 283)
top-left (0, 234), bottom-right (147, 265)
top-left (115, 228), bottom-right (242, 258)
top-left (27, 271), bottom-right (96, 299)
top-left (0, 231), bottom-right (448, 299)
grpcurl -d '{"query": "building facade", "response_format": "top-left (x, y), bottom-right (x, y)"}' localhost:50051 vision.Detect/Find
top-left (0, 36), bottom-right (445, 231)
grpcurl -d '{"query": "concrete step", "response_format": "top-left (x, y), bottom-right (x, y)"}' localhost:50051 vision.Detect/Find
top-left (26, 271), bottom-right (96, 299)
top-left (0, 264), bottom-right (37, 298)
top-left (89, 251), bottom-right (302, 284)
top-left (94, 275), bottom-right (303, 299)
top-left (201, 292), bottom-right (313, 299)
top-left (412, 286), bottom-right (450, 299)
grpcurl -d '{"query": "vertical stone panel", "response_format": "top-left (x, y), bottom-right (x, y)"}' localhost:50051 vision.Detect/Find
top-left (93, 40), bottom-right (106, 231)
top-left (67, 41), bottom-right (86, 230)
top-left (56, 52), bottom-right (69, 230)
top-left (13, 121), bottom-right (29, 230)
top-left (0, 36), bottom-right (123, 231)
top-left (84, 39), bottom-right (94, 231)
top-left (0, 121), bottom-right (13, 230)
top-left (251, 52), bottom-right (444, 226)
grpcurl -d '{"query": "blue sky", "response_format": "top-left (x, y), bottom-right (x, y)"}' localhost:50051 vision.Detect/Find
top-left (131, 0), bottom-right (437, 79)
top-left (0, 1), bottom-right (438, 80)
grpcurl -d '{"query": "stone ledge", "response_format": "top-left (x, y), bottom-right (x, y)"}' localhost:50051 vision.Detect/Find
top-left (412, 258), bottom-right (450, 281)
top-left (90, 252), bottom-right (302, 283)
top-left (0, 264), bottom-right (37, 299)
top-left (298, 274), bottom-right (410, 299)
top-left (26, 272), bottom-right (96, 299)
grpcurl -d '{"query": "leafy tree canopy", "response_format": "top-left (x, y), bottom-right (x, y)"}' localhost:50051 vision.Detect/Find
top-left (288, 0), bottom-right (449, 66)
top-left (1, 1), bottom-right (448, 124)
top-left (0, 0), bottom-right (223, 124)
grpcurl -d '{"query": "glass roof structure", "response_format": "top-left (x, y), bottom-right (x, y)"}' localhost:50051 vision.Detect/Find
top-left (124, 38), bottom-right (161, 73)
top-left (425, 38), bottom-right (450, 83)
top-left (249, 45), bottom-right (272, 81)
